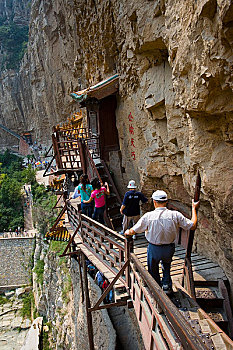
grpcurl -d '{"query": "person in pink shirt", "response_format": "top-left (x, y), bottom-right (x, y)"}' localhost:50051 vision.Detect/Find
top-left (84, 177), bottom-right (110, 224)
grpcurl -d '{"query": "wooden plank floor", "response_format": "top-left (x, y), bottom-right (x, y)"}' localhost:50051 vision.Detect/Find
top-left (133, 234), bottom-right (226, 283)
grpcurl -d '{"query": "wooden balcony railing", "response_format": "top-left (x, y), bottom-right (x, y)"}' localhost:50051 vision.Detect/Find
top-left (67, 202), bottom-right (126, 280)
top-left (48, 127), bottom-right (100, 173)
top-left (129, 254), bottom-right (207, 350)
top-left (65, 201), bottom-right (211, 350)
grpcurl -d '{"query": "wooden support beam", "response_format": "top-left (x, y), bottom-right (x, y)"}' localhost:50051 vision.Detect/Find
top-left (78, 252), bottom-right (84, 303)
top-left (43, 153), bottom-right (56, 177)
top-left (49, 204), bottom-right (67, 232)
top-left (60, 248), bottom-right (81, 257)
top-left (182, 171), bottom-right (201, 297)
top-left (89, 260), bottom-right (129, 312)
top-left (82, 252), bottom-right (94, 350)
top-left (125, 236), bottom-right (133, 289)
top-left (89, 300), bottom-right (127, 312)
top-left (59, 223), bottom-right (81, 257)
top-left (53, 194), bottom-right (64, 209)
top-left (182, 258), bottom-right (196, 300)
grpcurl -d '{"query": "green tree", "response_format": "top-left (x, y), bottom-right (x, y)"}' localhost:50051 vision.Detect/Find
top-left (0, 22), bottom-right (29, 70)
top-left (32, 184), bottom-right (57, 235)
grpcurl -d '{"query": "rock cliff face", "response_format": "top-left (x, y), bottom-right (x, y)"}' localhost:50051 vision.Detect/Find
top-left (0, 0), bottom-right (31, 148)
top-left (1, 1), bottom-right (233, 291)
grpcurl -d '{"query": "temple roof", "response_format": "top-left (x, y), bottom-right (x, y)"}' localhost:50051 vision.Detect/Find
top-left (70, 74), bottom-right (119, 102)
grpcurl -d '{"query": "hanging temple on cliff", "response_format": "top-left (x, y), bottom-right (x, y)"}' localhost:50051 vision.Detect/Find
top-left (0, 0), bottom-right (233, 349)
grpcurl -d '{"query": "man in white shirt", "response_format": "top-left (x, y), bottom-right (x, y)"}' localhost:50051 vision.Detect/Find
top-left (125, 190), bottom-right (199, 294)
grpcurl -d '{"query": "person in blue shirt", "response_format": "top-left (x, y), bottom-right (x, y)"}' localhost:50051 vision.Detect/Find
top-left (120, 180), bottom-right (148, 238)
top-left (95, 271), bottom-right (104, 289)
top-left (72, 174), bottom-right (93, 217)
top-left (71, 179), bottom-right (81, 199)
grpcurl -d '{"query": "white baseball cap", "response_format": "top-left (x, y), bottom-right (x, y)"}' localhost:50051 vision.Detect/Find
top-left (127, 180), bottom-right (137, 189)
top-left (152, 190), bottom-right (168, 201)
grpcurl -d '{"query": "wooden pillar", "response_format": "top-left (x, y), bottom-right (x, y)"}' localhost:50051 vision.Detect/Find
top-left (125, 236), bottom-right (133, 290)
top-left (78, 138), bottom-right (87, 173)
top-left (82, 252), bottom-right (94, 350)
top-left (182, 171), bottom-right (201, 299)
top-left (52, 132), bottom-right (63, 169)
top-left (77, 253), bottom-right (84, 303)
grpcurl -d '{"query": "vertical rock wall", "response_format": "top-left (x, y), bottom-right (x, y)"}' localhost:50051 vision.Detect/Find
top-left (0, 0), bottom-right (31, 147)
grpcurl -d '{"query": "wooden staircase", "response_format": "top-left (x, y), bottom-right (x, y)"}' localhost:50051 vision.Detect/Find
top-left (174, 282), bottom-right (233, 349)
top-left (194, 280), bottom-right (233, 338)
top-left (95, 161), bottom-right (122, 231)
top-left (45, 207), bottom-right (71, 242)
top-left (45, 226), bottom-right (71, 241)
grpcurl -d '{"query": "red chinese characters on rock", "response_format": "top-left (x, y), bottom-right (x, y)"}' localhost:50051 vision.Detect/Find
top-left (128, 112), bottom-right (134, 122)
top-left (130, 138), bottom-right (136, 148)
top-left (131, 151), bottom-right (136, 160)
top-left (128, 112), bottom-right (136, 160)
top-left (129, 125), bottom-right (134, 135)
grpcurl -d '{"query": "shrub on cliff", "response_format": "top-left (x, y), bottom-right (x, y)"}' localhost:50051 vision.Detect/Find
top-left (0, 22), bottom-right (28, 70)
top-left (0, 177), bottom-right (24, 230)
top-left (33, 259), bottom-right (45, 286)
top-left (32, 183), bottom-right (57, 236)
top-left (0, 150), bottom-right (36, 231)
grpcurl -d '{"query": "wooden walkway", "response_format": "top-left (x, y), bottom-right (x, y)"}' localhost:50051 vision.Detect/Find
top-left (133, 233), bottom-right (226, 283)
top-left (72, 228), bottom-right (226, 294)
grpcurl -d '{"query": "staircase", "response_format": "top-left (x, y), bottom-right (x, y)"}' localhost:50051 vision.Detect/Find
top-left (95, 161), bottom-right (122, 231)
top-left (174, 282), bottom-right (233, 349)
top-left (0, 123), bottom-right (21, 140)
top-left (45, 209), bottom-right (71, 242)
top-left (194, 280), bottom-right (233, 337)
top-left (46, 226), bottom-right (71, 242)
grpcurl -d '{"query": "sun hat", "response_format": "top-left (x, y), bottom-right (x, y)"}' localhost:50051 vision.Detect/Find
top-left (127, 180), bottom-right (137, 189)
top-left (152, 190), bottom-right (168, 201)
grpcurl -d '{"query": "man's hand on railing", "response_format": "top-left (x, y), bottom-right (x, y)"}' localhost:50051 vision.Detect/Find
top-left (124, 228), bottom-right (135, 237)
top-left (192, 199), bottom-right (200, 210)
top-left (190, 199), bottom-right (200, 230)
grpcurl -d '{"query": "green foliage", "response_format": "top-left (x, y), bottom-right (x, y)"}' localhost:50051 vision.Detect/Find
top-left (0, 177), bottom-right (22, 207)
top-left (49, 241), bottom-right (67, 255)
top-left (0, 150), bottom-right (38, 231)
top-left (0, 295), bottom-right (8, 305)
top-left (33, 308), bottom-right (39, 320)
top-left (0, 22), bottom-right (29, 70)
top-left (33, 260), bottom-right (45, 285)
top-left (20, 292), bottom-right (33, 319)
top-left (61, 274), bottom-right (72, 305)
top-left (0, 150), bottom-right (34, 231)
top-left (49, 241), bottom-right (68, 266)
top-left (21, 165), bottom-right (36, 184)
top-left (43, 321), bottom-right (51, 350)
top-left (0, 176), bottom-right (24, 230)
top-left (32, 183), bottom-right (57, 235)
top-left (0, 150), bottom-right (21, 170)
top-left (0, 16), bottom-right (7, 26)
